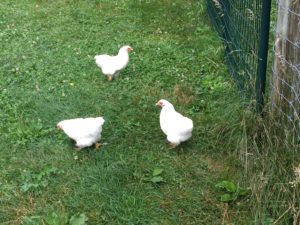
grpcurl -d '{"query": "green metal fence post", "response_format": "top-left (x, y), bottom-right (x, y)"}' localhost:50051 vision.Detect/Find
top-left (256, 0), bottom-right (272, 114)
top-left (220, 0), bottom-right (230, 54)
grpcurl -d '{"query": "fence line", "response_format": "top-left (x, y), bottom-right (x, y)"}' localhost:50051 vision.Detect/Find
top-left (206, 0), bottom-right (271, 112)
top-left (271, 0), bottom-right (300, 128)
top-left (207, 0), bottom-right (300, 127)
top-left (255, 0), bottom-right (271, 113)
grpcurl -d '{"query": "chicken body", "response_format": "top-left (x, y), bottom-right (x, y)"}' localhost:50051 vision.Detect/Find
top-left (57, 117), bottom-right (105, 149)
top-left (94, 45), bottom-right (133, 81)
top-left (156, 99), bottom-right (193, 147)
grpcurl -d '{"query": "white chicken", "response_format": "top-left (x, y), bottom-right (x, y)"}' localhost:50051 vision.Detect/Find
top-left (156, 99), bottom-right (193, 148)
top-left (57, 117), bottom-right (105, 149)
top-left (94, 45), bottom-right (133, 81)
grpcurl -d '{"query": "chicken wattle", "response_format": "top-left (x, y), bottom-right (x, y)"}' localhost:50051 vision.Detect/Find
top-left (156, 99), bottom-right (193, 148)
top-left (94, 45), bottom-right (133, 81)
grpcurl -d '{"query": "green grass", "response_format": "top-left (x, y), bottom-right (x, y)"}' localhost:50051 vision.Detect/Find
top-left (1, 0), bottom-right (298, 224)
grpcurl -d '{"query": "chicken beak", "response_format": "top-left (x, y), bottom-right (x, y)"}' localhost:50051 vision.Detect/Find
top-left (128, 47), bottom-right (133, 52)
top-left (155, 101), bottom-right (160, 107)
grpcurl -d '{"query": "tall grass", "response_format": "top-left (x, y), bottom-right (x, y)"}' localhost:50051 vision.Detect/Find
top-left (229, 103), bottom-right (300, 224)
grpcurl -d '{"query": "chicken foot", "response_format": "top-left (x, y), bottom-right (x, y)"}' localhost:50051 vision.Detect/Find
top-left (95, 143), bottom-right (101, 150)
top-left (168, 143), bottom-right (178, 149)
top-left (108, 75), bottom-right (113, 81)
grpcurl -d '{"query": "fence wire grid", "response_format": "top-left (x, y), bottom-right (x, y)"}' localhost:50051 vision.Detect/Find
top-left (271, 0), bottom-right (300, 129)
top-left (206, 0), bottom-right (263, 95)
top-left (206, 1), bottom-right (300, 223)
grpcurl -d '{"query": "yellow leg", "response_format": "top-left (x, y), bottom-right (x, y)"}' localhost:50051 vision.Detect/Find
top-left (75, 146), bottom-right (82, 151)
top-left (168, 143), bottom-right (178, 149)
top-left (95, 143), bottom-right (101, 150)
top-left (108, 75), bottom-right (113, 81)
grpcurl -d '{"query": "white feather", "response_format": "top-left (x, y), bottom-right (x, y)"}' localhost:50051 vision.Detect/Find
top-left (57, 117), bottom-right (105, 149)
top-left (94, 45), bottom-right (132, 78)
top-left (157, 99), bottom-right (193, 146)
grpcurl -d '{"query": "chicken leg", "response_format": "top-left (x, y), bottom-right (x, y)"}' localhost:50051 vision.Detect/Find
top-left (95, 143), bottom-right (101, 150)
top-left (168, 143), bottom-right (178, 149)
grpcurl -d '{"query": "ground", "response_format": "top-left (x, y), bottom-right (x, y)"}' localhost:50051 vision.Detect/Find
top-left (0, 0), bottom-right (253, 224)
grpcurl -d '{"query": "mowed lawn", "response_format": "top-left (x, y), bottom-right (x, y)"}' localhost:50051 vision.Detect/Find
top-left (0, 0), bottom-right (248, 224)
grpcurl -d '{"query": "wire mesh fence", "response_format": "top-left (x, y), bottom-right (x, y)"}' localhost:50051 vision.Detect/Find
top-left (206, 0), bottom-right (272, 113)
top-left (206, 0), bottom-right (264, 94)
top-left (271, 0), bottom-right (300, 131)
top-left (207, 0), bottom-right (300, 131)
top-left (207, 1), bottom-right (300, 223)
